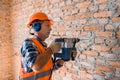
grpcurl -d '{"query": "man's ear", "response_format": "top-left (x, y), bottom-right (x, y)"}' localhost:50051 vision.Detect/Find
top-left (32, 22), bottom-right (41, 31)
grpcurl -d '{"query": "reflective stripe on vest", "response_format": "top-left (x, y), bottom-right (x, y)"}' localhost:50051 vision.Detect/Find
top-left (19, 69), bottom-right (52, 80)
top-left (19, 38), bottom-right (53, 80)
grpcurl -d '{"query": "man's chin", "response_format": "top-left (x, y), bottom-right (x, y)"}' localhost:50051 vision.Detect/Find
top-left (45, 35), bottom-right (49, 39)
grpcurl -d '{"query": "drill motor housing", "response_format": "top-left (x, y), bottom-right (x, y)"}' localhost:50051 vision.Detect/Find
top-left (54, 38), bottom-right (80, 61)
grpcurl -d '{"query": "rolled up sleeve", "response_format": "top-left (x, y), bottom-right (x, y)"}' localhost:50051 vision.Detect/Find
top-left (21, 39), bottom-right (39, 71)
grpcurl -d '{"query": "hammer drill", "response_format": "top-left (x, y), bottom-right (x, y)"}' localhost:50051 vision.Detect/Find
top-left (54, 38), bottom-right (80, 61)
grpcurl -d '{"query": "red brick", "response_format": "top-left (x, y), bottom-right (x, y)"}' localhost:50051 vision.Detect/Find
top-left (64, 15), bottom-right (75, 20)
top-left (59, 70), bottom-right (66, 76)
top-left (109, 61), bottom-right (120, 68)
top-left (80, 19), bottom-right (87, 25)
top-left (72, 75), bottom-right (79, 80)
top-left (57, 26), bottom-right (65, 31)
top-left (53, 73), bottom-right (61, 79)
top-left (94, 11), bottom-right (111, 18)
top-left (93, 70), bottom-right (105, 76)
top-left (52, 35), bottom-right (61, 39)
top-left (76, 27), bottom-right (82, 31)
top-left (79, 67), bottom-right (87, 71)
top-left (95, 38), bottom-right (104, 44)
top-left (96, 65), bottom-right (110, 72)
top-left (58, 31), bottom-right (66, 36)
top-left (95, 32), bottom-right (112, 37)
top-left (59, 66), bottom-right (67, 71)
top-left (51, 9), bottom-right (60, 14)
top-left (65, 62), bottom-right (73, 68)
top-left (112, 45), bottom-right (120, 51)
top-left (94, 0), bottom-right (108, 4)
top-left (67, 27), bottom-right (74, 31)
top-left (79, 7), bottom-right (87, 13)
top-left (66, 32), bottom-right (73, 36)
top-left (80, 62), bottom-right (92, 68)
top-left (112, 17), bottom-right (120, 22)
top-left (82, 50), bottom-right (99, 56)
top-left (84, 25), bottom-right (101, 31)
top-left (98, 18), bottom-right (108, 24)
top-left (87, 69), bottom-right (105, 76)
top-left (79, 43), bottom-right (88, 48)
top-left (73, 0), bottom-right (79, 2)
top-left (89, 5), bottom-right (96, 11)
top-left (72, 9), bottom-right (79, 14)
top-left (76, 13), bottom-right (91, 19)
top-left (115, 0), bottom-right (120, 7)
top-left (34, 3), bottom-right (42, 8)
top-left (105, 25), bottom-right (114, 30)
top-left (76, 1), bottom-right (91, 8)
top-left (42, 1), bottom-right (50, 7)
top-left (73, 31), bottom-right (79, 36)
top-left (87, 56), bottom-right (96, 63)
top-left (52, 0), bottom-right (60, 3)
top-left (80, 32), bottom-right (87, 36)
top-left (116, 32), bottom-right (120, 37)
top-left (86, 69), bottom-right (94, 74)
top-left (91, 45), bottom-right (110, 51)
top-left (62, 6), bottom-right (71, 11)
top-left (99, 4), bottom-right (107, 10)
top-left (78, 54), bottom-right (86, 60)
top-left (67, 68), bottom-right (75, 74)
top-left (79, 72), bottom-right (93, 79)
top-left (100, 52), bottom-right (117, 60)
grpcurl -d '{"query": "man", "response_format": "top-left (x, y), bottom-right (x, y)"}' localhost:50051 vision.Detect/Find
top-left (19, 12), bottom-right (64, 80)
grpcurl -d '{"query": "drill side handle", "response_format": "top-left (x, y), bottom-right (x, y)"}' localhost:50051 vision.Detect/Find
top-left (73, 38), bottom-right (80, 47)
top-left (55, 38), bottom-right (64, 42)
top-left (54, 53), bottom-right (63, 58)
top-left (53, 53), bottom-right (63, 61)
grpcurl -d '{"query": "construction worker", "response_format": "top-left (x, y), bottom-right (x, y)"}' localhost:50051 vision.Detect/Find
top-left (19, 12), bottom-right (64, 80)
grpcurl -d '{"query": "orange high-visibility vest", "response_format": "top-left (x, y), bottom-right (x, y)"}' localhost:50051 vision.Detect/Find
top-left (19, 38), bottom-right (53, 80)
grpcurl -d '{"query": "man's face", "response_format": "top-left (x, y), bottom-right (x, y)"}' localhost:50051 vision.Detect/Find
top-left (38, 21), bottom-right (52, 39)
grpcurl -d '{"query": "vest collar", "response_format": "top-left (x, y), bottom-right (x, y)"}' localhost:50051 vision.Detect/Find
top-left (33, 35), bottom-right (47, 47)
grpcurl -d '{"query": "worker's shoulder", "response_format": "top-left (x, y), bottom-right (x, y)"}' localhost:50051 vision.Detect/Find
top-left (25, 38), bottom-right (31, 41)
top-left (23, 38), bottom-right (33, 45)
top-left (24, 38), bottom-right (35, 42)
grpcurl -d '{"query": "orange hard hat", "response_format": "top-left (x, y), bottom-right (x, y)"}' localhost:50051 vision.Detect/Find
top-left (27, 12), bottom-right (54, 28)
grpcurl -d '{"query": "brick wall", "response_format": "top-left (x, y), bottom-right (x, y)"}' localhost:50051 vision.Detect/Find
top-left (0, 1), bottom-right (14, 80)
top-left (0, 0), bottom-right (120, 80)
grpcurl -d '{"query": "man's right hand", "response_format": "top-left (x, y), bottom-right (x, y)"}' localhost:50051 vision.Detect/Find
top-left (49, 40), bottom-right (62, 54)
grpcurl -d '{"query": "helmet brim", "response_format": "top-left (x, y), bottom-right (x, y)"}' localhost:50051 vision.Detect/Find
top-left (27, 19), bottom-right (54, 28)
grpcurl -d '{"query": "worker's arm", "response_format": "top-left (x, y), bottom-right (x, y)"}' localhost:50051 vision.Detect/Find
top-left (32, 48), bottom-right (53, 72)
top-left (32, 40), bottom-right (62, 72)
top-left (21, 39), bottom-right (61, 72)
top-left (53, 59), bottom-right (65, 70)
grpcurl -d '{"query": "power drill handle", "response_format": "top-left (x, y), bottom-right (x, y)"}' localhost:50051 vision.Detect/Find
top-left (73, 38), bottom-right (80, 47)
top-left (55, 38), bottom-right (64, 42)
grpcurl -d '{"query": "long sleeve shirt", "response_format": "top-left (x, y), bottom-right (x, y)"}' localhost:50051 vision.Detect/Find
top-left (20, 35), bottom-right (62, 73)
